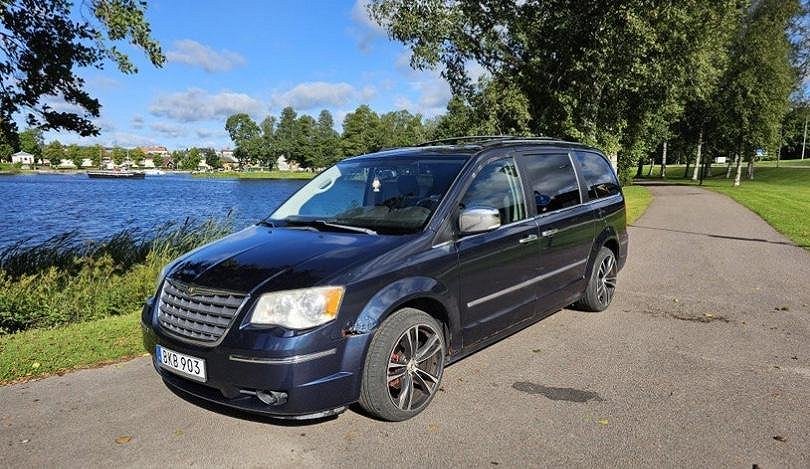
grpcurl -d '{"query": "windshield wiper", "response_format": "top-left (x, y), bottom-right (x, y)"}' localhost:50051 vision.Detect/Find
top-left (285, 218), bottom-right (377, 235)
top-left (314, 220), bottom-right (377, 235)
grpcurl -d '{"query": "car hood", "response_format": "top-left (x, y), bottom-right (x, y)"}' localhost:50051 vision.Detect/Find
top-left (167, 224), bottom-right (406, 293)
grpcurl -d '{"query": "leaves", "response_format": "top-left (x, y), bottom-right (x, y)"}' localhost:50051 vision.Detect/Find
top-left (0, 0), bottom-right (164, 135)
top-left (114, 435), bottom-right (132, 444)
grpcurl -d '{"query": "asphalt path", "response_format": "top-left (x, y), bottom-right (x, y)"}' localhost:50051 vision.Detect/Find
top-left (2, 184), bottom-right (809, 468)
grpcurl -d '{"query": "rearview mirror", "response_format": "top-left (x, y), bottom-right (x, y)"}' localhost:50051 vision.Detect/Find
top-left (459, 207), bottom-right (501, 235)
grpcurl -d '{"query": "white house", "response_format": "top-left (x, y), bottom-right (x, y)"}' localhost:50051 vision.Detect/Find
top-left (11, 151), bottom-right (34, 165)
top-left (58, 159), bottom-right (77, 169)
top-left (81, 158), bottom-right (94, 168)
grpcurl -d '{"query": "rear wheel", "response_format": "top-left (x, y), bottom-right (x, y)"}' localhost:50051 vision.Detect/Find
top-left (359, 308), bottom-right (445, 421)
top-left (574, 247), bottom-right (618, 312)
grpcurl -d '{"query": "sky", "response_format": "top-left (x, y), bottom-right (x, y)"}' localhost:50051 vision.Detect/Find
top-left (43, 0), bottom-right (454, 150)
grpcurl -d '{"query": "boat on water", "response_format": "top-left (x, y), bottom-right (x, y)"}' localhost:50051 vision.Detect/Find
top-left (87, 170), bottom-right (145, 179)
top-left (143, 169), bottom-right (166, 176)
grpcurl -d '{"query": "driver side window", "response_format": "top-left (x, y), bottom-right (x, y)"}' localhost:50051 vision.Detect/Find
top-left (461, 158), bottom-right (527, 225)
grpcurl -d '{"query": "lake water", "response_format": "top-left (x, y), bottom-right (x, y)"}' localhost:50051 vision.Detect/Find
top-left (0, 173), bottom-right (307, 249)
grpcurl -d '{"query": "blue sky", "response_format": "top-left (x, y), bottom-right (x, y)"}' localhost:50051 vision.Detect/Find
top-left (44, 0), bottom-right (453, 150)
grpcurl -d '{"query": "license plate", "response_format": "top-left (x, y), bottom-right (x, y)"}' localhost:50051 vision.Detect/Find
top-left (156, 345), bottom-right (207, 382)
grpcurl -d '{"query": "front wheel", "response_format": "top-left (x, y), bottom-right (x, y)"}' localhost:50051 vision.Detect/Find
top-left (359, 308), bottom-right (445, 421)
top-left (574, 247), bottom-right (618, 312)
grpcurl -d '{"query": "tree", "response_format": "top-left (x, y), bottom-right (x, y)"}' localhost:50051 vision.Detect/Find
top-left (341, 104), bottom-right (382, 157)
top-left (314, 110), bottom-right (341, 167)
top-left (379, 109), bottom-right (425, 148)
top-left (130, 147), bottom-right (146, 166)
top-left (0, 0), bottom-right (164, 137)
top-left (90, 144), bottom-right (103, 167)
top-left (201, 147), bottom-right (221, 169)
top-left (225, 113), bottom-right (261, 167)
top-left (184, 147), bottom-right (202, 170)
top-left (369, 0), bottom-right (745, 182)
top-left (717, 0), bottom-right (800, 185)
top-left (66, 144), bottom-right (81, 168)
top-left (43, 140), bottom-right (64, 166)
top-left (294, 114), bottom-right (317, 167)
top-left (110, 146), bottom-right (126, 165)
top-left (274, 106), bottom-right (298, 164)
top-left (19, 128), bottom-right (43, 159)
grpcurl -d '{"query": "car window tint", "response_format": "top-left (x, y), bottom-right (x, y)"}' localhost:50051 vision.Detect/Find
top-left (521, 153), bottom-right (580, 214)
top-left (575, 151), bottom-right (620, 200)
top-left (461, 157), bottom-right (527, 225)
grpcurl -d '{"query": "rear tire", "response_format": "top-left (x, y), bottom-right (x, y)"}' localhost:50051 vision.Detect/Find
top-left (359, 308), bottom-right (445, 421)
top-left (574, 247), bottom-right (618, 312)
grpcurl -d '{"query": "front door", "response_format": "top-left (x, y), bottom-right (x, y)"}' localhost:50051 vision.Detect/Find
top-left (456, 156), bottom-right (540, 346)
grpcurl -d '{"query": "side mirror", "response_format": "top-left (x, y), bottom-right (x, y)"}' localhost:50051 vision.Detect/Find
top-left (459, 207), bottom-right (501, 235)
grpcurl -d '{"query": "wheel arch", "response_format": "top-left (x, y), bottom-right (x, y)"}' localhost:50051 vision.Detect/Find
top-left (344, 276), bottom-right (461, 354)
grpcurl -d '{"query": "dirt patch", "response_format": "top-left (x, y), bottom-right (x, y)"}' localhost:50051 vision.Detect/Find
top-left (512, 382), bottom-right (604, 403)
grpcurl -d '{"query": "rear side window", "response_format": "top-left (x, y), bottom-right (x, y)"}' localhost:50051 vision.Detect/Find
top-left (575, 151), bottom-right (620, 200)
top-left (461, 157), bottom-right (527, 225)
top-left (521, 153), bottom-right (581, 214)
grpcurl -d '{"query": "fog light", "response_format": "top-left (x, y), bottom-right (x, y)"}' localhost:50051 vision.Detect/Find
top-left (256, 390), bottom-right (287, 406)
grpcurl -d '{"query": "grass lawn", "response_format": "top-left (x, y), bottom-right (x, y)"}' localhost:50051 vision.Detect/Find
top-left (0, 311), bottom-right (145, 384)
top-left (623, 185), bottom-right (653, 224)
top-left (192, 170), bottom-right (314, 180)
top-left (638, 165), bottom-right (810, 249)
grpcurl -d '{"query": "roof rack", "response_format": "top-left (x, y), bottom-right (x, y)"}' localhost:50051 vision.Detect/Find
top-left (414, 135), bottom-right (555, 147)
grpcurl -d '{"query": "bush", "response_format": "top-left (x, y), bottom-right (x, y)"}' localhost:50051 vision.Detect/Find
top-left (0, 218), bottom-right (233, 334)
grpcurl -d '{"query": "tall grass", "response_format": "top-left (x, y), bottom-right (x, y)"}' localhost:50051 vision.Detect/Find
top-left (0, 217), bottom-right (233, 334)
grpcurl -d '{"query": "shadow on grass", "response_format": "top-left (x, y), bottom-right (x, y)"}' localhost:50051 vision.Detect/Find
top-left (630, 224), bottom-right (807, 248)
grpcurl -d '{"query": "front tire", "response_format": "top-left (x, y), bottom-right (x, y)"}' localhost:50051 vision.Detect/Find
top-left (359, 308), bottom-right (445, 421)
top-left (574, 247), bottom-right (618, 312)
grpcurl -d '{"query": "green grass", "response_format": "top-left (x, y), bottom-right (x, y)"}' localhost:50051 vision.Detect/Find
top-left (637, 165), bottom-right (810, 249)
top-left (0, 311), bottom-right (144, 384)
top-left (758, 158), bottom-right (810, 167)
top-left (623, 185), bottom-right (653, 224)
top-left (192, 170), bottom-right (314, 180)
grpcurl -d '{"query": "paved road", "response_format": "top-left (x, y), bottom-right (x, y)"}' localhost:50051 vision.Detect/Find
top-left (2, 185), bottom-right (809, 468)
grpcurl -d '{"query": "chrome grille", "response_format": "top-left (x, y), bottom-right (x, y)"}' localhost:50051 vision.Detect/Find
top-left (158, 279), bottom-right (246, 343)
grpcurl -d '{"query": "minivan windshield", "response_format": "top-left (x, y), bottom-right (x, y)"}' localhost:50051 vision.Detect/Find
top-left (269, 156), bottom-right (467, 234)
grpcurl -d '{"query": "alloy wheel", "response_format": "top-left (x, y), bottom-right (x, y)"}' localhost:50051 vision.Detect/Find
top-left (596, 253), bottom-right (617, 307)
top-left (386, 324), bottom-right (444, 411)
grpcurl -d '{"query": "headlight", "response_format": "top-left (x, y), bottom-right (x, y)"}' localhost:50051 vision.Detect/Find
top-left (249, 286), bottom-right (344, 330)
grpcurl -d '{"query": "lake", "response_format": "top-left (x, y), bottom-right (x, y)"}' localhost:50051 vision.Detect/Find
top-left (0, 173), bottom-right (307, 249)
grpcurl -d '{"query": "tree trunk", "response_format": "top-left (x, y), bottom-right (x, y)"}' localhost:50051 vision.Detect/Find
top-left (691, 130), bottom-right (703, 181)
top-left (726, 153), bottom-right (736, 178)
top-left (635, 157), bottom-right (644, 178)
top-left (747, 152), bottom-right (754, 180)
top-left (647, 158), bottom-right (653, 176)
top-left (660, 141), bottom-right (667, 178)
top-left (802, 116), bottom-right (807, 160)
top-left (608, 153), bottom-right (618, 172)
top-left (733, 152), bottom-right (744, 186)
top-left (777, 129), bottom-right (782, 168)
top-left (684, 160), bottom-right (691, 178)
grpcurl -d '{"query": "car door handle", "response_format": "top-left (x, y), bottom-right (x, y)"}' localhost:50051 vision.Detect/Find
top-left (541, 229), bottom-right (559, 237)
top-left (518, 234), bottom-right (539, 244)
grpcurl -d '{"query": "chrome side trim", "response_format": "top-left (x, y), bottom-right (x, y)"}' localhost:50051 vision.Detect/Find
top-left (228, 348), bottom-right (337, 365)
top-left (467, 258), bottom-right (588, 308)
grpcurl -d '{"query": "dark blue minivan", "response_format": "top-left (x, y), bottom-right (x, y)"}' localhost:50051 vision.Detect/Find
top-left (141, 136), bottom-right (628, 421)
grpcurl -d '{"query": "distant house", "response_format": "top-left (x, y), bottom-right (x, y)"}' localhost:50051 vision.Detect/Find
top-left (58, 159), bottom-right (77, 169)
top-left (80, 158), bottom-right (94, 168)
top-left (11, 151), bottom-right (34, 166)
top-left (220, 150), bottom-right (239, 170)
top-left (141, 158), bottom-right (156, 168)
top-left (140, 145), bottom-right (170, 157)
top-left (276, 155), bottom-right (301, 172)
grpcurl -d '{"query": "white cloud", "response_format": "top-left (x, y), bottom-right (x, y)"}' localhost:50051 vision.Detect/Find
top-left (195, 128), bottom-right (225, 139)
top-left (272, 82), bottom-right (376, 110)
top-left (166, 39), bottom-right (246, 73)
top-left (149, 88), bottom-right (265, 122)
top-left (350, 0), bottom-right (385, 52)
top-left (131, 114), bottom-right (144, 129)
top-left (150, 122), bottom-right (187, 138)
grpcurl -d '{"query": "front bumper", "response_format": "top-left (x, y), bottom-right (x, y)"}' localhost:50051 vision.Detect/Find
top-left (141, 297), bottom-right (372, 419)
